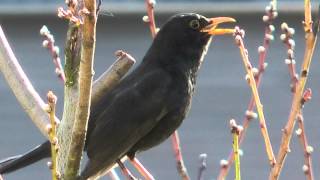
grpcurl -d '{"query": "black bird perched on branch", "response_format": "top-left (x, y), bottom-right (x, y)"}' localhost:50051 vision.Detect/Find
top-left (0, 13), bottom-right (235, 179)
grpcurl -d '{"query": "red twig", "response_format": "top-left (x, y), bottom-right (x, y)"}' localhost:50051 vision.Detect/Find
top-left (217, 2), bottom-right (277, 179)
top-left (40, 26), bottom-right (66, 83)
top-left (280, 22), bottom-right (298, 92)
top-left (270, 1), bottom-right (318, 178)
top-left (129, 158), bottom-right (155, 180)
top-left (171, 131), bottom-right (190, 180)
top-left (280, 23), bottom-right (314, 180)
top-left (144, 0), bottom-right (157, 38)
top-left (296, 113), bottom-right (314, 180)
top-left (116, 160), bottom-right (137, 180)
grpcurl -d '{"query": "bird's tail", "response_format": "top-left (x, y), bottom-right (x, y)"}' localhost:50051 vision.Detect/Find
top-left (0, 141), bottom-right (51, 174)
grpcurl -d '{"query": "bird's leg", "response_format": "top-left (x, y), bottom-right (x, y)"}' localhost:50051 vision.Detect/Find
top-left (116, 159), bottom-right (136, 180)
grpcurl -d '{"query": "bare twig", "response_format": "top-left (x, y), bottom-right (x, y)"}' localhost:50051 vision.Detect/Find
top-left (230, 119), bottom-right (243, 180)
top-left (281, 22), bottom-right (314, 180)
top-left (270, 0), bottom-right (319, 179)
top-left (129, 158), bottom-right (155, 180)
top-left (217, 2), bottom-right (277, 178)
top-left (144, 0), bottom-right (157, 38)
top-left (171, 131), bottom-right (190, 180)
top-left (64, 0), bottom-right (97, 178)
top-left (0, 26), bottom-right (51, 138)
top-left (280, 22), bottom-right (298, 92)
top-left (40, 25), bottom-right (66, 83)
top-left (116, 160), bottom-right (137, 180)
top-left (234, 27), bottom-right (276, 166)
top-left (197, 153), bottom-right (207, 180)
top-left (296, 113), bottom-right (314, 180)
top-left (46, 91), bottom-right (60, 180)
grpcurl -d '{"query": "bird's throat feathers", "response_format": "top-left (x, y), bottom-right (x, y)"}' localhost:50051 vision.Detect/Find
top-left (143, 35), bottom-right (212, 77)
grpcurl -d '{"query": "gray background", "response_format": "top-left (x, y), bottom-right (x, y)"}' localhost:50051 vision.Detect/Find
top-left (0, 2), bottom-right (320, 180)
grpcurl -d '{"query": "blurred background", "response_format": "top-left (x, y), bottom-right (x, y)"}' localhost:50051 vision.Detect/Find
top-left (0, 0), bottom-right (320, 180)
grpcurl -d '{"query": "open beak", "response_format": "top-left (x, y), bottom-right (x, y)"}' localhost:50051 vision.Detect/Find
top-left (201, 17), bottom-right (236, 35)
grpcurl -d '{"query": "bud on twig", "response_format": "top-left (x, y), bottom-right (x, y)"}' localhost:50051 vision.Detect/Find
top-left (220, 159), bottom-right (229, 168)
top-left (47, 161), bottom-right (53, 169)
top-left (142, 15), bottom-right (150, 23)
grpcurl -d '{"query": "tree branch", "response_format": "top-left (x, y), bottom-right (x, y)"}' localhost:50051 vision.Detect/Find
top-left (217, 2), bottom-right (277, 178)
top-left (269, 0), bottom-right (319, 179)
top-left (234, 27), bottom-right (276, 166)
top-left (46, 91), bottom-right (60, 180)
top-left (296, 113), bottom-right (314, 180)
top-left (64, 0), bottom-right (97, 178)
top-left (91, 50), bottom-right (135, 107)
top-left (0, 25), bottom-right (50, 138)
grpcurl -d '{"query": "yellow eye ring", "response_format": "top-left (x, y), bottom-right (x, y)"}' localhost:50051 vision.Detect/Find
top-left (189, 20), bottom-right (200, 29)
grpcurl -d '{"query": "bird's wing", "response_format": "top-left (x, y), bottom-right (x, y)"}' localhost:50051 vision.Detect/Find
top-left (86, 68), bottom-right (172, 161)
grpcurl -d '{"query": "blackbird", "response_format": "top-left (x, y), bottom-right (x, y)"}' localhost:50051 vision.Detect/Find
top-left (0, 13), bottom-right (235, 179)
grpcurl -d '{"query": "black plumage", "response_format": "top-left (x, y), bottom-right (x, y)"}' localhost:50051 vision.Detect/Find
top-left (0, 13), bottom-right (235, 179)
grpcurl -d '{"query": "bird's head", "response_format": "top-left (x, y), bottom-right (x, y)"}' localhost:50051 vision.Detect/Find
top-left (147, 13), bottom-right (235, 70)
top-left (154, 13), bottom-right (235, 49)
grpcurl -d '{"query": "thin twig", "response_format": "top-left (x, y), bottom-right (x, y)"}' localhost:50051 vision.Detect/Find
top-left (296, 113), bottom-right (314, 180)
top-left (281, 22), bottom-right (314, 180)
top-left (116, 160), bottom-right (137, 180)
top-left (230, 119), bottom-right (242, 180)
top-left (269, 0), bottom-right (319, 179)
top-left (217, 2), bottom-right (277, 178)
top-left (129, 158), bottom-right (155, 180)
top-left (40, 25), bottom-right (66, 83)
top-left (197, 153), bottom-right (207, 180)
top-left (171, 131), bottom-right (190, 180)
top-left (144, 0), bottom-right (157, 38)
top-left (234, 27), bottom-right (276, 166)
top-left (64, 0), bottom-right (97, 178)
top-left (46, 91), bottom-right (60, 180)
top-left (280, 22), bottom-right (298, 92)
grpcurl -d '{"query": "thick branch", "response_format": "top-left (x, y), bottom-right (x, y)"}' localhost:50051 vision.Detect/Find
top-left (0, 26), bottom-right (50, 138)
top-left (91, 50), bottom-right (135, 107)
top-left (57, 22), bottom-right (81, 176)
top-left (64, 0), bottom-right (97, 178)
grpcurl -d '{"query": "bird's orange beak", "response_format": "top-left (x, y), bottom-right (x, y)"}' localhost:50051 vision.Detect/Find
top-left (201, 17), bottom-right (236, 35)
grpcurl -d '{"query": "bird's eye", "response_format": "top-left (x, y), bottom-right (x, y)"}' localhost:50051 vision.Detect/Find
top-left (189, 19), bottom-right (200, 29)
